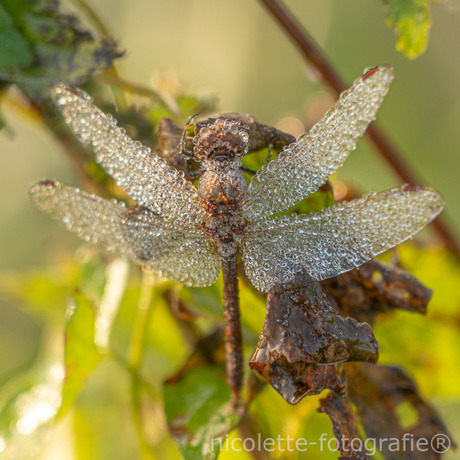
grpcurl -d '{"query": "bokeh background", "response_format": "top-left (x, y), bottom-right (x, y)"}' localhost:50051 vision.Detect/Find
top-left (0, 0), bottom-right (459, 458)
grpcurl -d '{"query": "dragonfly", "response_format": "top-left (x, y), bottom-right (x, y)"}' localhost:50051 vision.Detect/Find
top-left (29, 66), bottom-right (444, 403)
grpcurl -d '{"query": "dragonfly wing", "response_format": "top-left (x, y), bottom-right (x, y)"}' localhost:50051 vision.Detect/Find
top-left (52, 85), bottom-right (204, 227)
top-left (241, 66), bottom-right (394, 222)
top-left (241, 185), bottom-right (443, 292)
top-left (29, 181), bottom-right (220, 287)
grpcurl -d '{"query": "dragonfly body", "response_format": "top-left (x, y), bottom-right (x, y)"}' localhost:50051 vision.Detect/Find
top-left (196, 119), bottom-right (250, 260)
top-left (29, 67), bottom-right (444, 403)
top-left (194, 119), bottom-right (253, 398)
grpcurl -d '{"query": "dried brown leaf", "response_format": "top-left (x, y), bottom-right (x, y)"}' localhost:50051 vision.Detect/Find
top-left (346, 363), bottom-right (454, 459)
top-left (322, 260), bottom-right (432, 324)
top-left (250, 272), bottom-right (378, 403)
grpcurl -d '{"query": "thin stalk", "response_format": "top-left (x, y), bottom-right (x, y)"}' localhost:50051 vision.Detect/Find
top-left (128, 269), bottom-right (157, 460)
top-left (129, 269), bottom-right (156, 366)
top-left (99, 74), bottom-right (182, 118)
top-left (258, 0), bottom-right (460, 258)
top-left (222, 256), bottom-right (243, 403)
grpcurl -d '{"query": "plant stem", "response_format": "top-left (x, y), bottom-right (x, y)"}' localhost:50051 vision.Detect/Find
top-left (129, 269), bottom-right (155, 366)
top-left (258, 0), bottom-right (460, 258)
top-left (129, 269), bottom-right (157, 460)
top-left (99, 74), bottom-right (182, 118)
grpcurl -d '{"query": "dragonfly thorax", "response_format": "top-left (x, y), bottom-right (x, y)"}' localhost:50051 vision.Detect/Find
top-left (195, 120), bottom-right (250, 260)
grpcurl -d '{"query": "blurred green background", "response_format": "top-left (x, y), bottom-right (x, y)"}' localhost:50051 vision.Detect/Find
top-left (0, 0), bottom-right (459, 459)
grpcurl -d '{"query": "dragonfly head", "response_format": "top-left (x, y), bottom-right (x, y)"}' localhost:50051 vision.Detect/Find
top-left (193, 119), bottom-right (249, 162)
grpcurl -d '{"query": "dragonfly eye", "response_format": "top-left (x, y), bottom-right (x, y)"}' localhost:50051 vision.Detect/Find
top-left (193, 119), bottom-right (249, 161)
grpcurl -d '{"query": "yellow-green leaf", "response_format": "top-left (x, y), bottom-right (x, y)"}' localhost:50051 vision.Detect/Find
top-left (380, 0), bottom-right (434, 58)
top-left (58, 291), bottom-right (103, 417)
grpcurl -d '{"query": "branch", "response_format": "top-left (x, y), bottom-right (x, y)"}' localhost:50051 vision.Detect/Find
top-left (258, 0), bottom-right (460, 258)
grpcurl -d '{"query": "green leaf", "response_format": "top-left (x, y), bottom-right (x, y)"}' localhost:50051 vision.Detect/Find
top-left (380, 0), bottom-right (434, 58)
top-left (0, 3), bottom-right (33, 71)
top-left (58, 290), bottom-right (103, 417)
top-left (164, 366), bottom-right (241, 460)
top-left (0, 0), bottom-right (120, 98)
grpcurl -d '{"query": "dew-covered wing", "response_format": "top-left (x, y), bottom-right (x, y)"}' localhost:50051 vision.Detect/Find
top-left (241, 185), bottom-right (443, 292)
top-left (29, 181), bottom-right (220, 287)
top-left (241, 67), bottom-right (394, 223)
top-left (52, 85), bottom-right (204, 227)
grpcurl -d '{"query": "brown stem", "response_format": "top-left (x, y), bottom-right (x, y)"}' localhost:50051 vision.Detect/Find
top-left (259, 0), bottom-right (346, 94)
top-left (222, 255), bottom-right (243, 403)
top-left (258, 0), bottom-right (460, 258)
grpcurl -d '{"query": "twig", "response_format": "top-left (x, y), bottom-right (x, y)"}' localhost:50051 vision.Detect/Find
top-left (258, 0), bottom-right (460, 258)
top-left (99, 74), bottom-right (182, 118)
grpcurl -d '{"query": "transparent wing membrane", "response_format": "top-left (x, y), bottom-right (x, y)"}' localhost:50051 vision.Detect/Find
top-left (52, 85), bottom-right (204, 227)
top-left (241, 66), bottom-right (394, 222)
top-left (241, 185), bottom-right (444, 292)
top-left (32, 71), bottom-right (444, 294)
top-left (29, 182), bottom-right (220, 287)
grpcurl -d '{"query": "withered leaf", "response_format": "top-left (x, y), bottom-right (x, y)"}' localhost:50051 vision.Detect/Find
top-left (250, 272), bottom-right (378, 404)
top-left (346, 363), bottom-right (454, 459)
top-left (319, 380), bottom-right (368, 459)
top-left (322, 260), bottom-right (432, 324)
top-left (154, 118), bottom-right (193, 177)
top-left (253, 360), bottom-right (343, 405)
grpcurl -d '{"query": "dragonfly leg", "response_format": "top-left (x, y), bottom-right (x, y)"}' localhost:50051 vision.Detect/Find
top-left (240, 165), bottom-right (256, 175)
top-left (179, 114), bottom-right (199, 159)
top-left (265, 127), bottom-right (277, 164)
top-left (186, 161), bottom-right (203, 178)
top-left (221, 255), bottom-right (242, 404)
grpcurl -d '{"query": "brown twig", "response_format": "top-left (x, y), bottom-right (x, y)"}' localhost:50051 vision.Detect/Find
top-left (258, 0), bottom-right (460, 258)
